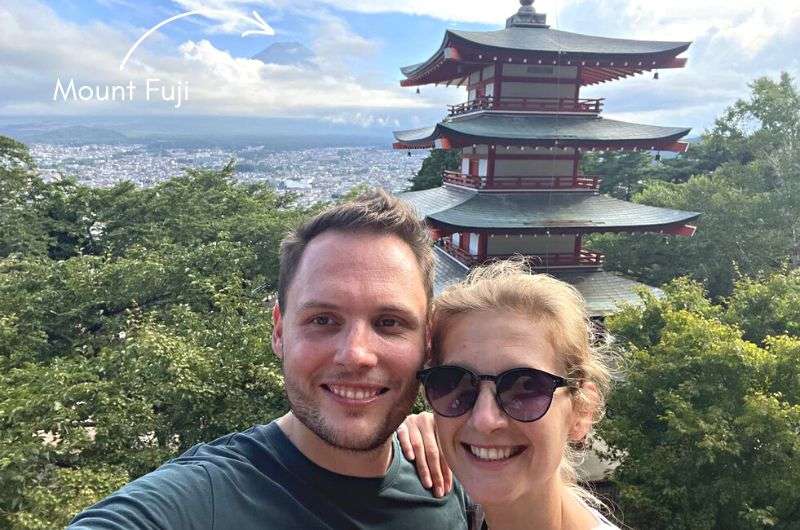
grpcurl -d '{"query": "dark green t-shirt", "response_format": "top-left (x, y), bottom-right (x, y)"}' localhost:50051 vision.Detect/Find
top-left (69, 422), bottom-right (470, 530)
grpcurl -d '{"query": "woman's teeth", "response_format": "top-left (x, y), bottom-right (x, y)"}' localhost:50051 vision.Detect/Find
top-left (467, 445), bottom-right (520, 461)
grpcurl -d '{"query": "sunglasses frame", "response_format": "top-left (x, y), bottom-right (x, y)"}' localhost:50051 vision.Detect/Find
top-left (417, 365), bottom-right (571, 423)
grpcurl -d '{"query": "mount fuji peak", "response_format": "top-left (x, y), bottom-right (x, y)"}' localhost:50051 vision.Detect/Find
top-left (252, 42), bottom-right (315, 67)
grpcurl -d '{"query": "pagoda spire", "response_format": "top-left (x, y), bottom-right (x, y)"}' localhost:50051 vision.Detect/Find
top-left (506, 0), bottom-right (549, 28)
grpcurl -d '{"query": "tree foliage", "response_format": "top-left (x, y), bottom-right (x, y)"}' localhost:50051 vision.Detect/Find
top-left (601, 275), bottom-right (800, 529)
top-left (581, 151), bottom-right (655, 199)
top-left (590, 73), bottom-right (800, 298)
top-left (0, 138), bottom-right (309, 528)
top-left (408, 149), bottom-right (460, 191)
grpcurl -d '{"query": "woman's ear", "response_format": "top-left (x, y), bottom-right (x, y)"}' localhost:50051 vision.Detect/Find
top-left (569, 381), bottom-right (598, 442)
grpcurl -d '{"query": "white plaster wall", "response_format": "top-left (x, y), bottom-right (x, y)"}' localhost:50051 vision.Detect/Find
top-left (494, 159), bottom-right (574, 177)
top-left (478, 159), bottom-right (488, 177)
top-left (469, 233), bottom-right (479, 255)
top-left (503, 64), bottom-right (578, 79)
top-left (500, 82), bottom-right (576, 99)
top-left (487, 235), bottom-right (575, 255)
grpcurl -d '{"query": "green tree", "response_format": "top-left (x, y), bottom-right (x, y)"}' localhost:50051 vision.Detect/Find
top-left (601, 278), bottom-right (800, 529)
top-left (0, 150), bottom-right (310, 528)
top-left (592, 74), bottom-right (800, 298)
top-left (0, 137), bottom-right (50, 258)
top-left (408, 149), bottom-right (460, 191)
top-left (581, 150), bottom-right (654, 199)
top-left (723, 269), bottom-right (800, 344)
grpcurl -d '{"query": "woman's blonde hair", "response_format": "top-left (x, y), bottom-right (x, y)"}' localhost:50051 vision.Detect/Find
top-left (430, 259), bottom-right (613, 506)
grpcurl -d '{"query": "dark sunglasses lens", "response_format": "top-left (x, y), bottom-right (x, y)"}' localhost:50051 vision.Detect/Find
top-left (424, 367), bottom-right (477, 418)
top-left (496, 370), bottom-right (556, 422)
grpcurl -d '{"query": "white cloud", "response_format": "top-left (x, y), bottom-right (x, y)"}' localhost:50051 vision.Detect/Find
top-left (0, 0), bottom-right (427, 117)
top-left (321, 112), bottom-right (401, 128)
top-left (2, 0), bottom-right (800, 132)
top-left (177, 39), bottom-right (421, 112)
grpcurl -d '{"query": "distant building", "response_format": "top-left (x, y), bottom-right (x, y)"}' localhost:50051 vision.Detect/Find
top-left (394, 0), bottom-right (700, 318)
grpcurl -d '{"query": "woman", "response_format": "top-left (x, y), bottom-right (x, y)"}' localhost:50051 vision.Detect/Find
top-left (402, 260), bottom-right (617, 529)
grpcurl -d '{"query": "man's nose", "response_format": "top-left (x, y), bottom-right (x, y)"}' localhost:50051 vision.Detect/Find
top-left (334, 321), bottom-right (378, 368)
top-left (467, 384), bottom-right (509, 433)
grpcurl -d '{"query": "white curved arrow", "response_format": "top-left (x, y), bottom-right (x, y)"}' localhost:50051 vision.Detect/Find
top-left (120, 9), bottom-right (275, 71)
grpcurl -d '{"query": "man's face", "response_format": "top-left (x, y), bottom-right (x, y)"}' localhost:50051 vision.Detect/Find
top-left (273, 230), bottom-right (428, 451)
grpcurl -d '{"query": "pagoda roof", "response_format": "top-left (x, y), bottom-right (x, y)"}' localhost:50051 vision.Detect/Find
top-left (450, 28), bottom-right (689, 57)
top-left (394, 114), bottom-right (690, 151)
top-left (401, 27), bottom-right (689, 87)
top-left (432, 246), bottom-right (659, 317)
top-left (401, 186), bottom-right (700, 233)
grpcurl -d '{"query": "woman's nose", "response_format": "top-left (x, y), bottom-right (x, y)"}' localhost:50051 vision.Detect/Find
top-left (467, 383), bottom-right (509, 433)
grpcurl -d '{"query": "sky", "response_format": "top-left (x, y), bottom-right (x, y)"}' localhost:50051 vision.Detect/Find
top-left (1, 0), bottom-right (800, 134)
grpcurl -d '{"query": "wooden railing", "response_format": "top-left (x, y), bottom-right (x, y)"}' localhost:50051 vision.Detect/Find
top-left (442, 171), bottom-right (482, 188)
top-left (448, 96), bottom-right (604, 116)
top-left (443, 170), bottom-right (600, 191)
top-left (488, 250), bottom-right (605, 268)
top-left (439, 240), bottom-right (605, 269)
top-left (440, 240), bottom-right (478, 266)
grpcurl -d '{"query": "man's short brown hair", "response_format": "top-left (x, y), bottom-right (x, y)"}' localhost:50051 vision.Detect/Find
top-left (277, 189), bottom-right (434, 310)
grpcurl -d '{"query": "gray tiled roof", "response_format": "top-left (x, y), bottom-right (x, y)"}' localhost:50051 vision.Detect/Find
top-left (433, 246), bottom-right (470, 294)
top-left (401, 187), bottom-right (700, 232)
top-left (549, 270), bottom-right (661, 317)
top-left (401, 28), bottom-right (689, 79)
top-left (432, 249), bottom-right (657, 317)
top-left (451, 28), bottom-right (689, 56)
top-left (402, 186), bottom-right (474, 217)
top-left (394, 114), bottom-right (690, 146)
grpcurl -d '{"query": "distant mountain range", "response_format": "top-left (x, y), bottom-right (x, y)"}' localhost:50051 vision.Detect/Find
top-left (0, 115), bottom-right (701, 150)
top-left (11, 125), bottom-right (130, 145)
top-left (0, 117), bottom-right (394, 149)
top-left (252, 42), bottom-right (315, 68)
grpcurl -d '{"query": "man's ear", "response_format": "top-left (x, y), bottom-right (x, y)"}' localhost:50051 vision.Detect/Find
top-left (424, 320), bottom-right (433, 365)
top-left (272, 303), bottom-right (284, 360)
top-left (569, 381), bottom-right (598, 442)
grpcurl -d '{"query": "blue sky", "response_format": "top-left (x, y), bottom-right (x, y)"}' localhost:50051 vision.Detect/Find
top-left (2, 0), bottom-right (800, 134)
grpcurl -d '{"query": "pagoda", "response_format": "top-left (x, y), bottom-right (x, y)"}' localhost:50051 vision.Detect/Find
top-left (394, 0), bottom-right (700, 317)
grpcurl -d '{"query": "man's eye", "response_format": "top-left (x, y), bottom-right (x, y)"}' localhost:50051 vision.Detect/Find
top-left (376, 318), bottom-right (401, 328)
top-left (312, 316), bottom-right (333, 325)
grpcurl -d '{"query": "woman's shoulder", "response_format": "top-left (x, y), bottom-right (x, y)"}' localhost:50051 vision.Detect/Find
top-left (585, 506), bottom-right (621, 530)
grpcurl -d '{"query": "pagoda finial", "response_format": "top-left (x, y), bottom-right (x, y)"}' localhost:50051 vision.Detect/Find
top-left (507, 0), bottom-right (549, 28)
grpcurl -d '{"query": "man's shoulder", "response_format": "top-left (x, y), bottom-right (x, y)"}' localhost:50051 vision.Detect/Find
top-left (68, 423), bottom-right (281, 529)
top-left (174, 423), bottom-right (276, 466)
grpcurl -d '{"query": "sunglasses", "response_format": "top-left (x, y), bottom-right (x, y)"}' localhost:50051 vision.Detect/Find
top-left (417, 365), bottom-right (571, 422)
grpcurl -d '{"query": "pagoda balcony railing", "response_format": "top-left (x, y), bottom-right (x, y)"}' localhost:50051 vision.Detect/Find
top-left (447, 96), bottom-right (604, 117)
top-left (489, 250), bottom-right (606, 268)
top-left (443, 170), bottom-right (601, 191)
top-left (440, 240), bottom-right (605, 269)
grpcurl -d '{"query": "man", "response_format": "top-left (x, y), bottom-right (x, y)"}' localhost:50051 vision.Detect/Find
top-left (69, 190), bottom-right (468, 529)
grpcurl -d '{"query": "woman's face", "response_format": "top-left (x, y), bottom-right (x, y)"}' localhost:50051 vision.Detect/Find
top-left (433, 310), bottom-right (582, 507)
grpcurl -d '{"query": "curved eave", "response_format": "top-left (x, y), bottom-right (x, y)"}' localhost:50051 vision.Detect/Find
top-left (401, 187), bottom-right (700, 234)
top-left (401, 29), bottom-right (690, 87)
top-left (448, 28), bottom-right (690, 57)
top-left (393, 114), bottom-right (691, 152)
